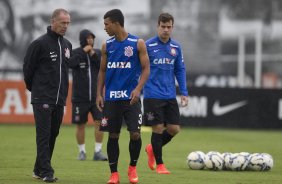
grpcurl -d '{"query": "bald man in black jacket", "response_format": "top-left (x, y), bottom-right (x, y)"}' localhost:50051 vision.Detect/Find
top-left (23, 9), bottom-right (72, 183)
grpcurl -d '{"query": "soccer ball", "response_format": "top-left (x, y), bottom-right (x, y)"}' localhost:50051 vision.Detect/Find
top-left (229, 153), bottom-right (248, 171)
top-left (247, 153), bottom-right (270, 171)
top-left (261, 153), bottom-right (274, 171)
top-left (187, 151), bottom-right (205, 170)
top-left (221, 152), bottom-right (232, 170)
top-left (239, 152), bottom-right (251, 170)
top-left (204, 151), bottom-right (224, 171)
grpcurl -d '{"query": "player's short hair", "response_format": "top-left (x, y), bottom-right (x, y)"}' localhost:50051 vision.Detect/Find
top-left (158, 13), bottom-right (174, 25)
top-left (104, 9), bottom-right (124, 27)
top-left (51, 8), bottom-right (69, 20)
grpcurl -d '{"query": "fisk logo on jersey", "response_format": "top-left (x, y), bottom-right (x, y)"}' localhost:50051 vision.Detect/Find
top-left (153, 58), bottom-right (175, 65)
top-left (110, 90), bottom-right (128, 98)
top-left (107, 62), bottom-right (131, 68)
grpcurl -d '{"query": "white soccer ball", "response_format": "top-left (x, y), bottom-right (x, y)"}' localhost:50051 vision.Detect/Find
top-left (221, 152), bottom-right (232, 170)
top-left (204, 151), bottom-right (224, 171)
top-left (187, 151), bottom-right (205, 170)
top-left (247, 153), bottom-right (268, 171)
top-left (261, 153), bottom-right (274, 171)
top-left (239, 152), bottom-right (251, 170)
top-left (229, 153), bottom-right (248, 171)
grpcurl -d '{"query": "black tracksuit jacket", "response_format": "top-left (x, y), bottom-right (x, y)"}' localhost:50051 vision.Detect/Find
top-left (23, 26), bottom-right (72, 106)
top-left (69, 29), bottom-right (101, 103)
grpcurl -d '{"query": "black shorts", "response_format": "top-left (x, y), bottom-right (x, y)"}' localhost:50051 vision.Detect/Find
top-left (143, 98), bottom-right (180, 126)
top-left (100, 100), bottom-right (142, 133)
top-left (72, 102), bottom-right (102, 124)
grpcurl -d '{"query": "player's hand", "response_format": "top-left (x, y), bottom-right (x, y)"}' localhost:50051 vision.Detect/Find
top-left (180, 95), bottom-right (188, 107)
top-left (96, 95), bottom-right (104, 112)
top-left (130, 89), bottom-right (140, 105)
top-left (83, 45), bottom-right (93, 53)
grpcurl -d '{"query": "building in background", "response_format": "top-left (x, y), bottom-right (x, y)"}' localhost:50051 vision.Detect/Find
top-left (1, 0), bottom-right (282, 128)
top-left (1, 0), bottom-right (282, 88)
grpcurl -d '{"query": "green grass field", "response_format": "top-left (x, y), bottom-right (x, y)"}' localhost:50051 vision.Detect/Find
top-left (0, 124), bottom-right (282, 184)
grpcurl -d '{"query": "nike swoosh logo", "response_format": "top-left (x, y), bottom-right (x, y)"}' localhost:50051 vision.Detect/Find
top-left (153, 49), bottom-right (159, 53)
top-left (212, 100), bottom-right (247, 116)
top-left (50, 52), bottom-right (55, 54)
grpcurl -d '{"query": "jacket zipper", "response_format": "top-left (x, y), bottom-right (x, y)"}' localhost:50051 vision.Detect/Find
top-left (87, 54), bottom-right (92, 101)
top-left (56, 38), bottom-right (62, 105)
